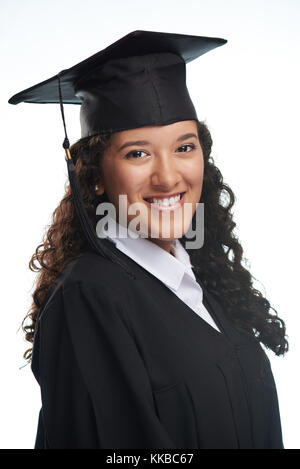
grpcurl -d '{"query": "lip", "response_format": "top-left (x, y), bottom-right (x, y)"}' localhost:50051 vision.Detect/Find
top-left (143, 191), bottom-right (186, 211)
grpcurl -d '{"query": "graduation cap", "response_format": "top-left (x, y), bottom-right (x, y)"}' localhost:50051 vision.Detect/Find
top-left (8, 30), bottom-right (227, 273)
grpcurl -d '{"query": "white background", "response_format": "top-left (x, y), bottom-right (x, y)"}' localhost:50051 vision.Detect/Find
top-left (1, 0), bottom-right (299, 449)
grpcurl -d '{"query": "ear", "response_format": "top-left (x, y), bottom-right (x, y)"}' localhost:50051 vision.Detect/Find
top-left (95, 179), bottom-right (105, 195)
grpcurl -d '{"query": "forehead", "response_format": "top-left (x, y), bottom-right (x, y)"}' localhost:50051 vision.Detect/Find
top-left (110, 120), bottom-right (198, 147)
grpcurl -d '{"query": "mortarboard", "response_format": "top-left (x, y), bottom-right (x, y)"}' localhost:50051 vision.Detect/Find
top-left (8, 30), bottom-right (227, 273)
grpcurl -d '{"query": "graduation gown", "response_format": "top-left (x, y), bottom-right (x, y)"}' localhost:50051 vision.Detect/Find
top-left (31, 241), bottom-right (284, 449)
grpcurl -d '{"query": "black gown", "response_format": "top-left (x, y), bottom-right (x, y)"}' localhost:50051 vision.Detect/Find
top-left (31, 240), bottom-right (284, 449)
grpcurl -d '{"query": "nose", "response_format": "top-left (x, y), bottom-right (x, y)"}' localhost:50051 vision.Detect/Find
top-left (150, 151), bottom-right (182, 190)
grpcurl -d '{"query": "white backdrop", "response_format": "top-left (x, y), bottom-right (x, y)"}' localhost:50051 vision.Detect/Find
top-left (1, 0), bottom-right (299, 449)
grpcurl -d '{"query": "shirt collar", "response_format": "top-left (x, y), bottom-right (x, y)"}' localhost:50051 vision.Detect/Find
top-left (98, 216), bottom-right (195, 291)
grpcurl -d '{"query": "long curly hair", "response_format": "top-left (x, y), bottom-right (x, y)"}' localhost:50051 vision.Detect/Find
top-left (21, 120), bottom-right (288, 363)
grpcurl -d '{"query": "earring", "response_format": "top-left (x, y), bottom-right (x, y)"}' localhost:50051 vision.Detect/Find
top-left (95, 184), bottom-right (99, 191)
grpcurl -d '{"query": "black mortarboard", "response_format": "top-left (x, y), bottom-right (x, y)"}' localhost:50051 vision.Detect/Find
top-left (9, 30), bottom-right (227, 273)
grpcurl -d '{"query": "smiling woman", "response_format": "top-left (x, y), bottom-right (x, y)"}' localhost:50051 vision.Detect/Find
top-left (10, 30), bottom-right (288, 449)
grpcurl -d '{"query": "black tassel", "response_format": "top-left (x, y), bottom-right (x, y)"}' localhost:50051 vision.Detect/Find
top-left (66, 159), bottom-right (109, 255)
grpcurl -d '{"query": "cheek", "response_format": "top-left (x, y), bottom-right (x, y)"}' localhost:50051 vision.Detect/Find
top-left (119, 172), bottom-right (141, 192)
top-left (184, 158), bottom-right (204, 191)
top-left (103, 162), bottom-right (145, 202)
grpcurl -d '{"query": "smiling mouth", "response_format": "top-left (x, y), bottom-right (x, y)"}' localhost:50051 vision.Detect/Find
top-left (143, 192), bottom-right (186, 203)
top-left (142, 192), bottom-right (186, 210)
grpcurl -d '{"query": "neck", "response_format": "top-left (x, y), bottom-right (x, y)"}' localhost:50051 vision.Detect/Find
top-left (147, 238), bottom-right (176, 256)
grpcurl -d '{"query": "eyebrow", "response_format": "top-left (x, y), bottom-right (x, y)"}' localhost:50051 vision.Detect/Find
top-left (117, 132), bottom-right (199, 152)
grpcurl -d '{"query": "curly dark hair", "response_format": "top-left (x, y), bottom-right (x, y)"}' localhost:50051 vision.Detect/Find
top-left (21, 119), bottom-right (288, 363)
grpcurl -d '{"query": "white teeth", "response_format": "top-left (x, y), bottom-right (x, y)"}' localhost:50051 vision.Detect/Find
top-left (150, 194), bottom-right (181, 206)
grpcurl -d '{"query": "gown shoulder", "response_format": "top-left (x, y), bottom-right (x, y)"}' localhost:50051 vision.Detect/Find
top-left (37, 248), bottom-right (134, 316)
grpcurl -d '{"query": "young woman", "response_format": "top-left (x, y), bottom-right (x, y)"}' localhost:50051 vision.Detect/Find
top-left (11, 31), bottom-right (288, 449)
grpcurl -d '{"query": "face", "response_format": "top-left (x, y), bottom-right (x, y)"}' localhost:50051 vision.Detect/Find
top-left (96, 120), bottom-right (204, 253)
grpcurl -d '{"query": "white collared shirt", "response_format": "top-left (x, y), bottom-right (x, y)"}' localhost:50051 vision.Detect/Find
top-left (98, 217), bottom-right (221, 333)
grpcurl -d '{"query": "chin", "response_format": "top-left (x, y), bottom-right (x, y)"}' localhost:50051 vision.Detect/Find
top-left (146, 224), bottom-right (186, 240)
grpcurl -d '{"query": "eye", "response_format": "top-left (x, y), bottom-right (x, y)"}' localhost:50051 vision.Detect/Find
top-left (125, 150), bottom-right (148, 159)
top-left (176, 143), bottom-right (196, 153)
